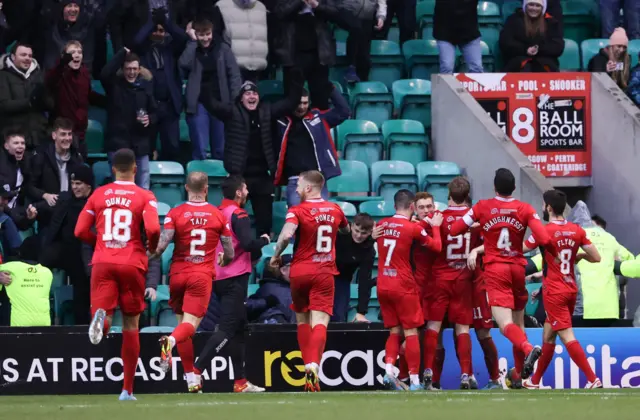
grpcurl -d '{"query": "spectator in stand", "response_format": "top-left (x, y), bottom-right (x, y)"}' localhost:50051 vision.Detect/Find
top-left (273, 0), bottom-right (349, 109)
top-left (0, 257), bottom-right (53, 327)
top-left (0, 188), bottom-right (23, 258)
top-left (433, 0), bottom-right (483, 74)
top-left (343, 0), bottom-right (387, 83)
top-left (0, 129), bottom-right (38, 231)
top-left (40, 0), bottom-right (115, 71)
top-left (132, 8), bottom-right (189, 161)
top-left (45, 40), bottom-right (101, 159)
top-left (202, 70), bottom-right (304, 236)
top-left (28, 118), bottom-right (84, 232)
top-left (499, 0), bottom-right (564, 72)
top-left (376, 0), bottom-right (416, 46)
top-left (274, 84), bottom-right (348, 206)
top-left (181, 19), bottom-right (241, 161)
top-left (600, 0), bottom-right (640, 39)
top-left (502, 0), bottom-right (563, 32)
top-left (589, 28), bottom-right (631, 91)
top-left (38, 164), bottom-right (94, 324)
top-left (213, 0), bottom-right (269, 82)
top-left (100, 48), bottom-right (157, 189)
top-left (246, 255), bottom-right (295, 324)
top-left (0, 43), bottom-right (53, 149)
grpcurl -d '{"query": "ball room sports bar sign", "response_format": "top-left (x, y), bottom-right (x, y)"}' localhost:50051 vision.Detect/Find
top-left (455, 73), bottom-right (592, 177)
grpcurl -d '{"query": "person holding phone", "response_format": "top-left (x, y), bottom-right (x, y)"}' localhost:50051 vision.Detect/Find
top-left (588, 27), bottom-right (631, 90)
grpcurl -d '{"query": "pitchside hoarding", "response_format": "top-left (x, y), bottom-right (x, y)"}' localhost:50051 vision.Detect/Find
top-left (455, 73), bottom-right (592, 178)
top-left (1, 327), bottom-right (639, 394)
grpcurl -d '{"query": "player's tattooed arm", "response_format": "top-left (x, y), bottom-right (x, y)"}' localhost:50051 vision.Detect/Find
top-left (274, 222), bottom-right (298, 257)
top-left (220, 235), bottom-right (235, 266)
top-left (151, 229), bottom-right (175, 258)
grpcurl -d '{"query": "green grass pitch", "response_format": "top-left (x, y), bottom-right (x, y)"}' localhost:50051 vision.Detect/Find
top-left (2, 390), bottom-right (639, 420)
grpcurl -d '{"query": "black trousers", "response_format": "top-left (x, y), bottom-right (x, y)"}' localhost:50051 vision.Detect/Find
top-left (377, 0), bottom-right (417, 45)
top-left (347, 18), bottom-right (375, 81)
top-left (194, 274), bottom-right (249, 381)
top-left (245, 175), bottom-right (273, 236)
top-left (283, 51), bottom-right (330, 110)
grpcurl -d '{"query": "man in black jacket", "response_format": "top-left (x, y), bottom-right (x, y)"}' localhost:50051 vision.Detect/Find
top-left (333, 212), bottom-right (375, 322)
top-left (202, 69), bottom-right (304, 236)
top-left (0, 129), bottom-right (37, 231)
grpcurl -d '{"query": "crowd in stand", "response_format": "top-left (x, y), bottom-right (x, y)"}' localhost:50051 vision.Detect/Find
top-left (0, 0), bottom-right (638, 327)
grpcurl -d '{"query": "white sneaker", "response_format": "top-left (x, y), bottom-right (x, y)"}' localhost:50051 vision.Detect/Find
top-left (187, 374), bottom-right (203, 393)
top-left (89, 309), bottom-right (107, 345)
top-left (585, 378), bottom-right (603, 389)
top-left (522, 378), bottom-right (540, 389)
top-left (234, 381), bottom-right (265, 393)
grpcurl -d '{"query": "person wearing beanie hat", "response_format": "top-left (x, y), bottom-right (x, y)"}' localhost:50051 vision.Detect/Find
top-left (588, 27), bottom-right (631, 90)
top-left (499, 0), bottom-right (564, 72)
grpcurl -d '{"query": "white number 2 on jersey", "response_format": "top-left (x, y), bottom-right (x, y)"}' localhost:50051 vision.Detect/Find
top-left (560, 249), bottom-right (572, 275)
top-left (316, 225), bottom-right (332, 252)
top-left (497, 228), bottom-right (512, 252)
top-left (190, 229), bottom-right (206, 256)
top-left (102, 208), bottom-right (132, 242)
top-left (383, 238), bottom-right (396, 266)
top-left (447, 232), bottom-right (471, 260)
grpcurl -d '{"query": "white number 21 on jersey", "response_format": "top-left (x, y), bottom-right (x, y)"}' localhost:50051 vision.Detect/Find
top-left (102, 208), bottom-right (132, 242)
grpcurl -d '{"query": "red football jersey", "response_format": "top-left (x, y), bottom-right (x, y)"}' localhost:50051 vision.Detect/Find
top-left (450, 196), bottom-right (552, 266)
top-left (414, 217), bottom-right (437, 290)
top-left (525, 220), bottom-right (590, 295)
top-left (75, 181), bottom-right (161, 271)
top-left (164, 201), bottom-right (231, 278)
top-left (432, 206), bottom-right (481, 282)
top-left (377, 214), bottom-right (442, 294)
top-left (286, 199), bottom-right (348, 276)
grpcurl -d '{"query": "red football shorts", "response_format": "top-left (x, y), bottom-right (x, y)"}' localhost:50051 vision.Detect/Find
top-left (91, 263), bottom-right (147, 316)
top-left (169, 272), bottom-right (213, 318)
top-left (429, 278), bottom-right (473, 326)
top-left (483, 263), bottom-right (527, 311)
top-left (290, 272), bottom-right (334, 315)
top-left (544, 291), bottom-right (577, 331)
top-left (378, 289), bottom-right (424, 329)
top-left (472, 272), bottom-right (494, 330)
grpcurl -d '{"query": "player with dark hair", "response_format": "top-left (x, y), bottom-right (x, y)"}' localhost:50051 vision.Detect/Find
top-left (269, 170), bottom-right (350, 392)
top-left (522, 189), bottom-right (603, 389)
top-left (450, 168), bottom-right (555, 381)
top-left (377, 189), bottom-right (443, 391)
top-left (150, 171), bottom-right (234, 393)
top-left (74, 148), bottom-right (161, 401)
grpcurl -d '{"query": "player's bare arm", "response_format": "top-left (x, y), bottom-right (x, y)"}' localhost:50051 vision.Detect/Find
top-left (467, 244), bottom-right (485, 270)
top-left (270, 222), bottom-right (298, 268)
top-left (218, 235), bottom-right (235, 267)
top-left (150, 229), bottom-right (175, 258)
top-left (578, 244), bottom-right (602, 263)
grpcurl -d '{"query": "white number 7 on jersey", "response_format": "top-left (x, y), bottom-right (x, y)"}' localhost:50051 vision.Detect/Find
top-left (383, 238), bottom-right (396, 266)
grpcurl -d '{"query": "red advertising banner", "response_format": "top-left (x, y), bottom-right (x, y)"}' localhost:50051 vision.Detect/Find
top-left (455, 73), bottom-right (592, 177)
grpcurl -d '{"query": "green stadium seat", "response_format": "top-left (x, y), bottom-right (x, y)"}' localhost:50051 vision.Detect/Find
top-left (382, 119), bottom-right (429, 166)
top-left (149, 161), bottom-right (185, 207)
top-left (141, 326), bottom-right (174, 333)
top-left (157, 202), bottom-right (171, 225)
top-left (51, 269), bottom-right (67, 290)
top-left (248, 284), bottom-right (260, 296)
top-left (559, 39), bottom-right (581, 71)
top-left (272, 201), bottom-right (288, 237)
top-left (371, 161), bottom-right (418, 202)
top-left (434, 201), bottom-right (448, 211)
top-left (403, 39), bottom-right (439, 81)
top-left (478, 1), bottom-right (502, 54)
top-left (92, 161), bottom-right (112, 186)
top-left (149, 284), bottom-right (170, 320)
top-left (358, 200), bottom-right (395, 221)
top-left (563, 0), bottom-right (598, 44)
top-left (334, 27), bottom-right (349, 42)
top-left (501, 1), bottom-right (520, 23)
top-left (525, 282), bottom-right (542, 316)
top-left (86, 120), bottom-right (106, 159)
top-left (332, 200), bottom-right (358, 218)
top-left (369, 41), bottom-right (404, 90)
top-left (179, 117), bottom-right (190, 142)
top-left (329, 41), bottom-right (350, 85)
top-left (257, 80), bottom-right (284, 103)
top-left (327, 160), bottom-right (378, 202)
top-left (457, 40), bottom-right (495, 72)
top-left (91, 80), bottom-right (105, 96)
top-left (336, 120), bottom-right (384, 168)
top-left (186, 159), bottom-right (229, 205)
top-left (416, 161), bottom-right (461, 202)
top-left (53, 285), bottom-right (73, 325)
top-left (161, 243), bottom-right (174, 276)
top-left (416, 0), bottom-right (435, 39)
top-left (109, 326), bottom-right (123, 334)
top-left (112, 309), bottom-right (123, 327)
top-left (387, 18), bottom-right (400, 44)
top-left (158, 308), bottom-right (178, 328)
top-left (580, 38), bottom-right (608, 69)
top-left (392, 79), bottom-right (432, 130)
top-left (348, 81), bottom-right (394, 128)
top-left (106, 36), bottom-right (114, 62)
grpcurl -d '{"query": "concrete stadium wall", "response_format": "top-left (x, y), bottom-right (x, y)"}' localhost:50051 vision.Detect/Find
top-left (431, 75), bottom-right (554, 213)
top-left (589, 73), bottom-right (640, 315)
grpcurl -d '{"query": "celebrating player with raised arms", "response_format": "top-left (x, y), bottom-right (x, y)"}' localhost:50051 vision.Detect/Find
top-left (75, 148), bottom-right (161, 401)
top-left (149, 171), bottom-right (234, 393)
top-left (450, 168), bottom-right (555, 381)
top-left (376, 189), bottom-right (443, 391)
top-left (522, 190), bottom-right (603, 389)
top-left (270, 170), bottom-right (349, 392)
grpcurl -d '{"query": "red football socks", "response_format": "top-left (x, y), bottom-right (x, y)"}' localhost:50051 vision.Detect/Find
top-left (405, 335), bottom-right (420, 375)
top-left (172, 322), bottom-right (196, 344)
top-left (504, 323), bottom-right (534, 355)
top-left (122, 330), bottom-right (140, 394)
top-left (456, 333), bottom-right (472, 375)
top-left (177, 339), bottom-right (195, 373)
top-left (384, 333), bottom-right (401, 365)
top-left (512, 345), bottom-right (524, 380)
top-left (309, 325), bottom-right (327, 365)
top-left (297, 324), bottom-right (313, 364)
top-left (566, 340), bottom-right (597, 383)
top-left (397, 350), bottom-right (409, 380)
top-left (423, 329), bottom-right (439, 370)
top-left (234, 378), bottom-right (247, 387)
top-left (433, 348), bottom-right (445, 383)
top-left (479, 337), bottom-right (500, 381)
top-left (531, 342), bottom-right (555, 385)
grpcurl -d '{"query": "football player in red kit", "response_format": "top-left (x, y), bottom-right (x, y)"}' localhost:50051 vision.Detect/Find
top-left (74, 148), bottom-right (161, 401)
top-left (522, 190), bottom-right (603, 389)
top-left (149, 171), bottom-right (234, 392)
top-left (450, 168), bottom-right (556, 380)
top-left (423, 177), bottom-right (480, 390)
top-left (377, 189), bottom-right (443, 391)
top-left (270, 170), bottom-right (349, 392)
